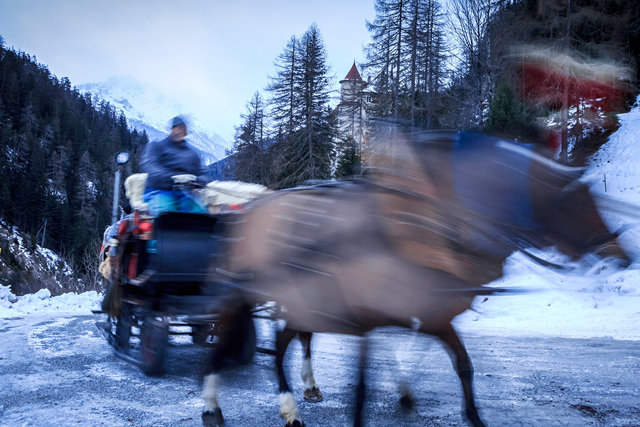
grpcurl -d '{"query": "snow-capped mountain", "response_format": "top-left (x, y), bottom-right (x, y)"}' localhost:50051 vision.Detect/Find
top-left (77, 76), bottom-right (230, 163)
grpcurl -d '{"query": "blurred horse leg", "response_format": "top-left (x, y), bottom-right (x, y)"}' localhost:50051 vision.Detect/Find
top-left (202, 372), bottom-right (223, 426)
top-left (277, 327), bottom-right (303, 427)
top-left (354, 336), bottom-right (369, 427)
top-left (201, 304), bottom-right (251, 427)
top-left (299, 332), bottom-right (323, 402)
top-left (433, 323), bottom-right (486, 427)
top-left (398, 378), bottom-right (416, 411)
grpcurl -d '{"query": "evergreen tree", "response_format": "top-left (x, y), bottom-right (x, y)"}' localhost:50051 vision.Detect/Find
top-left (334, 136), bottom-right (362, 178)
top-left (74, 150), bottom-right (97, 223)
top-left (485, 82), bottom-right (535, 139)
top-left (267, 36), bottom-right (303, 143)
top-left (276, 24), bottom-right (334, 188)
top-left (364, 0), bottom-right (448, 128)
top-left (415, 0), bottom-right (447, 128)
top-left (232, 91), bottom-right (270, 185)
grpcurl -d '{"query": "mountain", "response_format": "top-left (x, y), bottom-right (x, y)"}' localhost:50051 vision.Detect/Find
top-left (77, 76), bottom-right (230, 163)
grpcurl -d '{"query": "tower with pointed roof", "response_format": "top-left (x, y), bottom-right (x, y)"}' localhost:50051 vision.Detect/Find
top-left (336, 62), bottom-right (374, 151)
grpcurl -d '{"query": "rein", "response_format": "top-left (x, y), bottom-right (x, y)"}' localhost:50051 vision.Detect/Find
top-left (515, 245), bottom-right (574, 271)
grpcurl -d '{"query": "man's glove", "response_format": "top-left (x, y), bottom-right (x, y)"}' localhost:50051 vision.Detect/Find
top-left (171, 174), bottom-right (196, 184)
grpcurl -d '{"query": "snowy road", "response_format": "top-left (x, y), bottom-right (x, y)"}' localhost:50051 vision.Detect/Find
top-left (1, 314), bottom-right (639, 426)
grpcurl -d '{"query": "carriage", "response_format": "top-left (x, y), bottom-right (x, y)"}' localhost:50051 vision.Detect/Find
top-left (96, 176), bottom-right (270, 375)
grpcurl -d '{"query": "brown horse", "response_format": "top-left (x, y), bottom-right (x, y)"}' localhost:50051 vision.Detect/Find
top-left (201, 129), bottom-right (632, 427)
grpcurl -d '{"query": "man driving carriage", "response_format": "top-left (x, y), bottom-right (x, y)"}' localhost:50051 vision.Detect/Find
top-left (141, 115), bottom-right (210, 215)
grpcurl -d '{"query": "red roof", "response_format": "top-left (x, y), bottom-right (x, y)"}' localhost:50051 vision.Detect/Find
top-left (344, 62), bottom-right (362, 81)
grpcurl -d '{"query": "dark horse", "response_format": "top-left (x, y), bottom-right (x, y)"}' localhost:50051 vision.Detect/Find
top-left (201, 129), bottom-right (632, 427)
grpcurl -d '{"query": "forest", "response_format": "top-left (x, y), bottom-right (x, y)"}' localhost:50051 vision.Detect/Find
top-left (0, 36), bottom-right (147, 286)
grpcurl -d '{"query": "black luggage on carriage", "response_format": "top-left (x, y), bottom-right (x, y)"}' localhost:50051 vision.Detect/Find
top-left (143, 212), bottom-right (223, 289)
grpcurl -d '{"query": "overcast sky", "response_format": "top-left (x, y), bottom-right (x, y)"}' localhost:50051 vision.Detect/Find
top-left (0, 0), bottom-right (376, 141)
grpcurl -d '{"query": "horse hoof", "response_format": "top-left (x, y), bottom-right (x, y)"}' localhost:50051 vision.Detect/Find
top-left (202, 408), bottom-right (224, 426)
top-left (466, 408), bottom-right (486, 427)
top-left (285, 420), bottom-right (305, 427)
top-left (303, 386), bottom-right (323, 402)
top-left (399, 393), bottom-right (415, 412)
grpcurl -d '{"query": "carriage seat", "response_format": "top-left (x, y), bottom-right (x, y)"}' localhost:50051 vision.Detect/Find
top-left (123, 173), bottom-right (270, 214)
top-left (203, 180), bottom-right (270, 209)
top-left (124, 173), bottom-right (149, 212)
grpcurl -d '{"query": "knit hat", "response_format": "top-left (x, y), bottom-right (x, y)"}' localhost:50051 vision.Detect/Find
top-left (171, 115), bottom-right (187, 129)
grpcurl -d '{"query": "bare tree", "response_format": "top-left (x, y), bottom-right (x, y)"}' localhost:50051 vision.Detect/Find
top-left (366, 0), bottom-right (409, 119)
top-left (447, 0), bottom-right (499, 126)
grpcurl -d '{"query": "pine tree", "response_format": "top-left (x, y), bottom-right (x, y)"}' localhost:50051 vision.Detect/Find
top-left (277, 24), bottom-right (334, 187)
top-left (486, 82), bottom-right (534, 139)
top-left (267, 36), bottom-right (303, 143)
top-left (266, 25), bottom-right (335, 188)
top-left (232, 91), bottom-right (270, 185)
top-left (75, 150), bottom-right (97, 224)
top-left (364, 0), bottom-right (448, 127)
top-left (334, 136), bottom-right (362, 178)
top-left (47, 144), bottom-right (69, 203)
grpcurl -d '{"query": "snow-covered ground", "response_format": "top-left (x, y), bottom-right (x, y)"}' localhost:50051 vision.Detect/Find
top-left (2, 97), bottom-right (640, 342)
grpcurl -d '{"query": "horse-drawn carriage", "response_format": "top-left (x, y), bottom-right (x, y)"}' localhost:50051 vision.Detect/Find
top-left (95, 129), bottom-right (634, 427)
top-left (96, 175), bottom-right (268, 375)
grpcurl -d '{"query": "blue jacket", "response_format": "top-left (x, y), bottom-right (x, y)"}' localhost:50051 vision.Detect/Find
top-left (141, 136), bottom-right (209, 190)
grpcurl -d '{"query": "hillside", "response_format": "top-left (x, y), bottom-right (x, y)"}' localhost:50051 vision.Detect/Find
top-left (0, 220), bottom-right (89, 298)
top-left (0, 43), bottom-right (147, 274)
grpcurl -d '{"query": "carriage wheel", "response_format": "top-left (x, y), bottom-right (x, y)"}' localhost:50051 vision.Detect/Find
top-left (139, 313), bottom-right (169, 376)
top-left (114, 300), bottom-right (133, 352)
top-left (192, 323), bottom-right (213, 346)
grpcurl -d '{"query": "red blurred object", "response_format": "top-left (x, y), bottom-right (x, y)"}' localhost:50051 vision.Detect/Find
top-left (128, 253), bottom-right (138, 279)
top-left (521, 63), bottom-right (626, 112)
top-left (132, 211), bottom-right (141, 235)
top-left (518, 50), bottom-right (629, 113)
top-left (138, 221), bottom-right (153, 233)
top-left (228, 204), bottom-right (244, 210)
top-left (545, 129), bottom-right (561, 152)
top-left (117, 219), bottom-right (129, 237)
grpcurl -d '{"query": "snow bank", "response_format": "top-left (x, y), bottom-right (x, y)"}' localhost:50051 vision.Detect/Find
top-left (584, 95), bottom-right (640, 258)
top-left (0, 284), bottom-right (101, 318)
